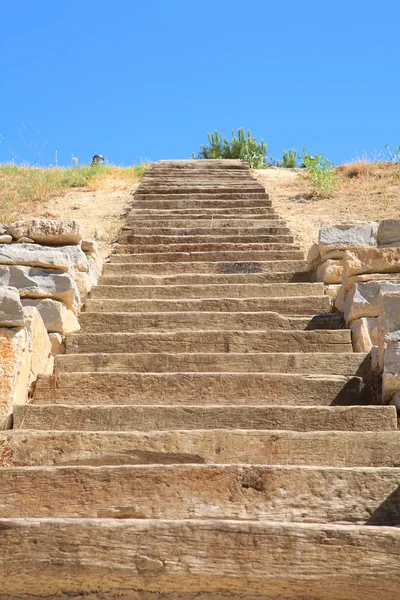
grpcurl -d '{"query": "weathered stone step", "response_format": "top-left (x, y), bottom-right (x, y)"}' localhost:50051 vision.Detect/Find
top-left (114, 242), bottom-right (301, 255)
top-left (2, 464), bottom-right (399, 524)
top-left (153, 159), bottom-right (249, 169)
top-left (84, 296), bottom-right (331, 315)
top-left (122, 218), bottom-right (286, 228)
top-left (0, 518), bottom-right (399, 600)
top-left (32, 372), bottom-right (363, 405)
top-left (99, 271), bottom-right (310, 286)
top-left (137, 185), bottom-right (265, 195)
top-left (133, 197), bottom-right (272, 209)
top-left (103, 259), bottom-right (308, 275)
top-left (3, 429), bottom-right (399, 466)
top-left (126, 213), bottom-right (280, 222)
top-left (121, 225), bottom-right (290, 236)
top-left (66, 329), bottom-right (353, 355)
top-left (15, 405), bottom-right (395, 432)
top-left (109, 250), bottom-right (304, 264)
top-left (129, 206), bottom-right (277, 216)
top-left (91, 282), bottom-right (323, 300)
top-left (54, 352), bottom-right (367, 376)
top-left (78, 311), bottom-right (337, 333)
top-left (118, 234), bottom-right (296, 245)
top-left (134, 192), bottom-right (270, 202)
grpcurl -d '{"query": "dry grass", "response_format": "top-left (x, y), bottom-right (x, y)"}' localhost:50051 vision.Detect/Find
top-left (254, 161), bottom-right (400, 252)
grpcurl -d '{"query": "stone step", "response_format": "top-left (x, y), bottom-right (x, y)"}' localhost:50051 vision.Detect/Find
top-left (91, 282), bottom-right (324, 300)
top-left (3, 429), bottom-right (399, 466)
top-left (114, 242), bottom-right (301, 255)
top-left (137, 185), bottom-right (265, 194)
top-left (103, 259), bottom-right (309, 275)
top-left (54, 352), bottom-right (367, 376)
top-left (133, 197), bottom-right (272, 209)
top-left (121, 225), bottom-right (290, 236)
top-left (32, 372), bottom-right (364, 405)
top-left (134, 192), bottom-right (270, 202)
top-left (99, 272), bottom-right (311, 286)
top-left (0, 518), bottom-right (399, 600)
top-left (118, 234), bottom-right (296, 245)
top-left (126, 213), bottom-right (281, 222)
top-left (15, 405), bottom-right (395, 432)
top-left (109, 250), bottom-right (304, 264)
top-left (122, 218), bottom-right (287, 228)
top-left (66, 329), bottom-right (353, 354)
top-left (78, 311), bottom-right (338, 333)
top-left (84, 296), bottom-right (331, 315)
top-left (129, 206), bottom-right (277, 216)
top-left (1, 464), bottom-right (399, 524)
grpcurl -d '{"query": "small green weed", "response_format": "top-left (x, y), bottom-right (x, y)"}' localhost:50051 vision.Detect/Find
top-left (301, 149), bottom-right (338, 198)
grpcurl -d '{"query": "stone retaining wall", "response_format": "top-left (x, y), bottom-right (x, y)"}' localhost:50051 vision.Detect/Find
top-left (309, 219), bottom-right (400, 406)
top-left (0, 219), bottom-right (103, 427)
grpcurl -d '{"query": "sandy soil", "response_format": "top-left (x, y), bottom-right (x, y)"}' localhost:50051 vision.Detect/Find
top-left (40, 179), bottom-right (138, 258)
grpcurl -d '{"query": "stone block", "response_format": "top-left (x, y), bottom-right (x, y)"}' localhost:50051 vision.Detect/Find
top-left (88, 254), bottom-right (103, 286)
top-left (21, 299), bottom-right (80, 335)
top-left (318, 221), bottom-right (377, 259)
top-left (378, 219), bottom-right (400, 247)
top-left (350, 317), bottom-right (378, 352)
top-left (383, 340), bottom-right (400, 400)
top-left (379, 292), bottom-right (400, 338)
top-left (0, 235), bottom-right (12, 244)
top-left (72, 271), bottom-right (92, 305)
top-left (343, 247), bottom-right (400, 281)
top-left (81, 239), bottom-right (100, 257)
top-left (334, 284), bottom-right (345, 313)
top-left (344, 272), bottom-right (400, 292)
top-left (316, 259), bottom-right (343, 284)
top-left (0, 265), bottom-right (80, 311)
top-left (0, 286), bottom-right (25, 327)
top-left (371, 346), bottom-right (380, 372)
top-left (344, 280), bottom-right (400, 323)
top-left (22, 306), bottom-right (53, 379)
top-left (0, 243), bottom-right (88, 272)
top-left (7, 219), bottom-right (83, 246)
top-left (49, 333), bottom-right (65, 356)
top-left (306, 242), bottom-right (320, 267)
top-left (0, 327), bottom-right (30, 426)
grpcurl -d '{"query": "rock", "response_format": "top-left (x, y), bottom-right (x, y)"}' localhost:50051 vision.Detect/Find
top-left (0, 286), bottom-right (25, 327)
top-left (334, 284), bottom-right (345, 313)
top-left (21, 299), bottom-right (80, 335)
top-left (16, 237), bottom-right (36, 244)
top-left (324, 284), bottom-right (341, 299)
top-left (389, 392), bottom-right (400, 411)
top-left (382, 340), bottom-right (400, 400)
top-left (72, 271), bottom-right (92, 305)
top-left (377, 219), bottom-right (400, 247)
top-left (22, 306), bottom-right (53, 379)
top-left (379, 292), bottom-right (400, 338)
top-left (306, 243), bottom-right (320, 266)
top-left (371, 346), bottom-right (380, 372)
top-left (316, 259), bottom-right (343, 284)
top-left (318, 221), bottom-right (377, 259)
top-left (0, 224), bottom-right (7, 235)
top-left (344, 280), bottom-right (400, 323)
top-left (350, 317), bottom-right (378, 352)
top-left (81, 239), bottom-right (100, 257)
top-left (49, 333), bottom-right (65, 356)
top-left (0, 265), bottom-right (80, 312)
top-left (88, 254), bottom-right (103, 286)
top-left (0, 243), bottom-right (88, 272)
top-left (0, 235), bottom-right (12, 244)
top-left (7, 219), bottom-right (83, 246)
top-left (343, 247), bottom-right (400, 281)
top-left (0, 327), bottom-right (30, 427)
top-left (344, 272), bottom-right (400, 292)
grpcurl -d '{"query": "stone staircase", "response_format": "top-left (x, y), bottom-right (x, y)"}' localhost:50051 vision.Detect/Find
top-left (1, 159), bottom-right (400, 599)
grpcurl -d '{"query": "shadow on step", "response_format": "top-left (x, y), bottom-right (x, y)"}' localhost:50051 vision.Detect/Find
top-left (332, 355), bottom-right (378, 406)
top-left (366, 486), bottom-right (400, 526)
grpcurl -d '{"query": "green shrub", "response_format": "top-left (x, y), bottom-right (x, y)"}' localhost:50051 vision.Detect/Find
top-left (281, 149), bottom-right (297, 168)
top-left (301, 149), bottom-right (338, 197)
top-left (194, 128), bottom-right (268, 168)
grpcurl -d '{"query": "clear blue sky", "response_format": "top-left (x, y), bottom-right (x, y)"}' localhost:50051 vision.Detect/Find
top-left (1, 1), bottom-right (399, 166)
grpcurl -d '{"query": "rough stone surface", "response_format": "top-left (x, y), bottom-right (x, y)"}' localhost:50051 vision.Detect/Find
top-left (21, 299), bottom-right (80, 335)
top-left (350, 317), bottom-right (378, 352)
top-left (81, 239), bottom-right (100, 257)
top-left (0, 234), bottom-right (12, 244)
top-left (0, 286), bottom-right (25, 327)
top-left (344, 272), bottom-right (400, 292)
top-left (48, 333), bottom-right (65, 356)
top-left (316, 259), bottom-right (343, 284)
top-left (378, 219), bottom-right (400, 247)
top-left (0, 243), bottom-right (88, 272)
top-left (15, 237), bottom-right (35, 244)
top-left (22, 306), bottom-right (53, 379)
top-left (88, 254), bottom-right (103, 286)
top-left (318, 221), bottom-right (377, 258)
top-left (72, 271), bottom-right (92, 305)
top-left (306, 242), bottom-right (320, 266)
top-left (7, 219), bottom-right (83, 246)
top-left (343, 247), bottom-right (400, 281)
top-left (379, 292), bottom-right (400, 338)
top-left (0, 327), bottom-right (30, 426)
top-left (383, 340), bottom-right (400, 399)
top-left (344, 280), bottom-right (400, 323)
top-left (0, 265), bottom-right (80, 311)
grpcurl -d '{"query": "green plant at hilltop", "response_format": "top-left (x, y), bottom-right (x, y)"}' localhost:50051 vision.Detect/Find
top-left (301, 149), bottom-right (338, 197)
top-left (281, 149), bottom-right (297, 168)
top-left (194, 128), bottom-right (268, 168)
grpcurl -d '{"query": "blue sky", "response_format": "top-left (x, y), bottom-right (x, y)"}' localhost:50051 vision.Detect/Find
top-left (1, 1), bottom-right (399, 166)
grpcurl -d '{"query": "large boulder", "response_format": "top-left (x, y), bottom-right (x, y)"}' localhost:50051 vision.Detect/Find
top-left (0, 286), bottom-right (25, 327)
top-left (22, 306), bottom-right (53, 379)
top-left (0, 327), bottom-right (31, 427)
top-left (316, 259), bottom-right (343, 284)
top-left (377, 219), bottom-right (400, 247)
top-left (7, 219), bottom-right (83, 246)
top-left (0, 243), bottom-right (88, 272)
top-left (21, 299), bottom-right (80, 335)
top-left (350, 317), bottom-right (378, 352)
top-left (343, 247), bottom-right (400, 281)
top-left (318, 221), bottom-right (377, 259)
top-left (344, 280), bottom-right (400, 323)
top-left (0, 265), bottom-right (80, 311)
